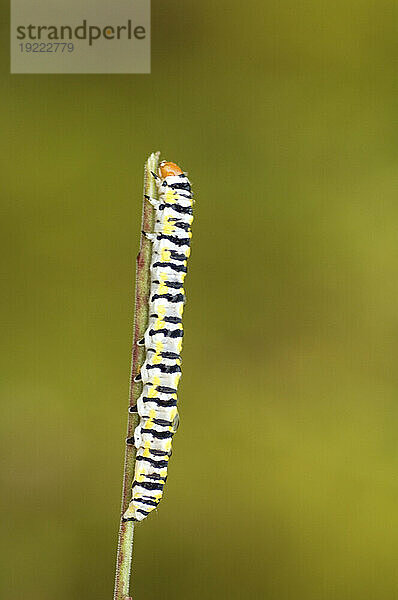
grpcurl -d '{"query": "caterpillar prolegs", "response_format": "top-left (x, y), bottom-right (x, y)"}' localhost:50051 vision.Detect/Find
top-left (123, 161), bottom-right (194, 522)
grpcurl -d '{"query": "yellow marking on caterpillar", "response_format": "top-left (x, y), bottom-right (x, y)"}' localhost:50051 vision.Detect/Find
top-left (165, 189), bottom-right (177, 204)
top-left (152, 352), bottom-right (162, 365)
top-left (157, 282), bottom-right (168, 294)
top-left (159, 271), bottom-right (168, 286)
top-left (162, 218), bottom-right (174, 236)
top-left (173, 374), bottom-right (181, 387)
top-left (158, 273), bottom-right (168, 294)
top-left (148, 386), bottom-right (157, 398)
top-left (155, 305), bottom-right (166, 329)
top-left (155, 340), bottom-right (164, 356)
top-left (155, 316), bottom-right (165, 329)
top-left (160, 247), bottom-right (171, 262)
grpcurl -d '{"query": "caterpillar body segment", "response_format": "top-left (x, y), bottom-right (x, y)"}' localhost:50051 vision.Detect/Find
top-left (123, 161), bottom-right (193, 522)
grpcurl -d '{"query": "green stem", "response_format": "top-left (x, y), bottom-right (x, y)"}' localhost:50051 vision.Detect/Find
top-left (113, 151), bottom-right (160, 600)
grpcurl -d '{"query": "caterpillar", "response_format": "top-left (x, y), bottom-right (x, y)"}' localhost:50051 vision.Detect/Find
top-left (123, 160), bottom-right (194, 522)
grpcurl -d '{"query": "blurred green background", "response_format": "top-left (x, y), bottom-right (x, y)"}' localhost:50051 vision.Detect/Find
top-left (1, 1), bottom-right (398, 598)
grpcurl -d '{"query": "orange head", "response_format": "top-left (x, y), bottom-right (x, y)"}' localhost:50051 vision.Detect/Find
top-left (158, 161), bottom-right (183, 179)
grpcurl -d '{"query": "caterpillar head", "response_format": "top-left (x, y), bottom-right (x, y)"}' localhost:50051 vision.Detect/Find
top-left (159, 161), bottom-right (183, 179)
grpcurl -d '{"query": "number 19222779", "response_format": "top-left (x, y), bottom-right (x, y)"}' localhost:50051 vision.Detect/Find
top-left (19, 42), bottom-right (75, 52)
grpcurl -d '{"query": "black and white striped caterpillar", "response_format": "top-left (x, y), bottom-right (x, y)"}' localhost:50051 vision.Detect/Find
top-left (123, 161), bottom-right (194, 522)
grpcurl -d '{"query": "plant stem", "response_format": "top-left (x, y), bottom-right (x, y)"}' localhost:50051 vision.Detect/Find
top-left (113, 151), bottom-right (160, 600)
